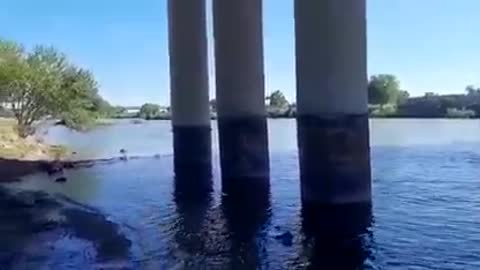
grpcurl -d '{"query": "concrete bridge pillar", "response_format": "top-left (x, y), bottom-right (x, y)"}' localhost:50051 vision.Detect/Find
top-left (212, 0), bottom-right (270, 196)
top-left (168, 0), bottom-right (212, 188)
top-left (295, 0), bottom-right (371, 206)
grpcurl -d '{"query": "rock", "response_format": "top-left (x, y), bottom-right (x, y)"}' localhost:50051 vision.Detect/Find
top-left (45, 163), bottom-right (63, 175)
top-left (55, 177), bottom-right (67, 183)
top-left (54, 119), bottom-right (66, 126)
top-left (32, 220), bottom-right (59, 233)
top-left (2, 178), bottom-right (22, 183)
top-left (62, 208), bottom-right (132, 260)
top-left (119, 156), bottom-right (128, 161)
top-left (131, 119), bottom-right (144, 125)
top-left (32, 191), bottom-right (56, 206)
top-left (274, 231), bottom-right (293, 247)
top-left (12, 191), bottom-right (36, 208)
top-left (63, 162), bottom-right (75, 169)
top-left (153, 154), bottom-right (161, 159)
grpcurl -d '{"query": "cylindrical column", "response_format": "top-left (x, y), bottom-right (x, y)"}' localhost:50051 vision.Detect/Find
top-left (295, 0), bottom-right (371, 205)
top-left (168, 0), bottom-right (212, 185)
top-left (213, 0), bottom-right (270, 195)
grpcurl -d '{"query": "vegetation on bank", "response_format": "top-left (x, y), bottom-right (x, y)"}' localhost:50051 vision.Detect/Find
top-left (0, 38), bottom-right (114, 138)
top-left (113, 78), bottom-right (480, 120)
top-left (0, 119), bottom-right (68, 160)
top-left (0, 38), bottom-right (114, 159)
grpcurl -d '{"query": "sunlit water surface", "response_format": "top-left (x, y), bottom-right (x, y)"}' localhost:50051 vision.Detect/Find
top-left (8, 119), bottom-right (480, 269)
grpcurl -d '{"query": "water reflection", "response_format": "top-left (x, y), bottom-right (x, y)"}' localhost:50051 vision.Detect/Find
top-left (221, 182), bottom-right (271, 269)
top-left (300, 203), bottom-right (374, 269)
top-left (172, 172), bottom-right (272, 269)
top-left (173, 179), bottom-right (212, 267)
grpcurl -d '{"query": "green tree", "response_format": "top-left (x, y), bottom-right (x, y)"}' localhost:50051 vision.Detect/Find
top-left (0, 39), bottom-right (102, 137)
top-left (368, 74), bottom-right (401, 105)
top-left (267, 90), bottom-right (289, 108)
top-left (139, 103), bottom-right (161, 120)
top-left (396, 90), bottom-right (410, 105)
top-left (466, 85), bottom-right (480, 96)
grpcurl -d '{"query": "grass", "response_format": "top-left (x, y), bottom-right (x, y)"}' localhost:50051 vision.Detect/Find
top-left (0, 118), bottom-right (69, 160)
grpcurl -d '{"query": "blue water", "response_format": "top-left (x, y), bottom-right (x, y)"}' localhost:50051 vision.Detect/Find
top-left (11, 119), bottom-right (480, 269)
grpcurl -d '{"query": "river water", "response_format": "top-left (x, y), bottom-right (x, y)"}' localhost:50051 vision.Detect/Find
top-left (10, 119), bottom-right (480, 269)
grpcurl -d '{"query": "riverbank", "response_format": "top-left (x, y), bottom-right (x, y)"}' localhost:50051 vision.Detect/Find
top-left (0, 183), bottom-right (132, 268)
top-left (0, 119), bottom-right (69, 161)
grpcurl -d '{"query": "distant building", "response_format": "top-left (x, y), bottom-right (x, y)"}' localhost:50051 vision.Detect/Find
top-left (124, 106), bottom-right (140, 114)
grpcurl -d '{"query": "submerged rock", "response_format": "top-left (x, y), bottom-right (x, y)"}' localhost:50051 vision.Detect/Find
top-left (0, 186), bottom-right (132, 265)
top-left (10, 191), bottom-right (36, 208)
top-left (31, 220), bottom-right (59, 233)
top-left (63, 162), bottom-right (75, 169)
top-left (2, 178), bottom-right (22, 183)
top-left (45, 163), bottom-right (63, 175)
top-left (274, 231), bottom-right (294, 247)
top-left (55, 177), bottom-right (67, 183)
top-left (62, 208), bottom-right (132, 260)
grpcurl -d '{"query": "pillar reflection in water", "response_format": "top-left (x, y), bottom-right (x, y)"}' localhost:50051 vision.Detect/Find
top-left (221, 185), bottom-right (271, 269)
top-left (301, 203), bottom-right (373, 269)
top-left (172, 172), bottom-right (212, 266)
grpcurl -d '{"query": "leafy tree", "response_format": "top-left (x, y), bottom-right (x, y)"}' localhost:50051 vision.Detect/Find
top-left (0, 38), bottom-right (102, 137)
top-left (267, 90), bottom-right (289, 108)
top-left (139, 103), bottom-right (161, 120)
top-left (439, 97), bottom-right (457, 114)
top-left (368, 74), bottom-right (401, 105)
top-left (396, 90), bottom-right (410, 105)
top-left (113, 106), bottom-right (127, 115)
top-left (466, 85), bottom-right (480, 96)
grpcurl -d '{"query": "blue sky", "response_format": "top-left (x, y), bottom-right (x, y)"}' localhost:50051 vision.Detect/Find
top-left (1, 0), bottom-right (479, 106)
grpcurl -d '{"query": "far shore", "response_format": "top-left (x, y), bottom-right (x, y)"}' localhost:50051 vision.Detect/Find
top-left (1, 114), bottom-right (478, 181)
top-left (114, 115), bottom-right (480, 121)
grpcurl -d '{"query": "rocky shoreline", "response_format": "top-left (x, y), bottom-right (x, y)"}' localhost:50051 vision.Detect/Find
top-left (0, 185), bottom-right (132, 268)
top-left (0, 154), bottom-right (161, 181)
top-left (0, 155), bottom-right (153, 268)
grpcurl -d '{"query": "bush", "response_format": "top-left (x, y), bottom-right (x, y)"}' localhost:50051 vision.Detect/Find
top-left (445, 108), bottom-right (475, 118)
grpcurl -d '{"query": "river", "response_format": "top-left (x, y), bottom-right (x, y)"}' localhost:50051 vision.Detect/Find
top-left (9, 119), bottom-right (480, 269)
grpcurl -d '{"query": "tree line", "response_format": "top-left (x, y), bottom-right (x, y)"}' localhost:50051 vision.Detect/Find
top-left (122, 74), bottom-right (480, 120)
top-left (2, 37), bottom-right (478, 138)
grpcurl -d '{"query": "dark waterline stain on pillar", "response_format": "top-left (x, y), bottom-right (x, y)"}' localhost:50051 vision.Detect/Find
top-left (173, 125), bottom-right (212, 196)
top-left (217, 116), bottom-right (270, 196)
top-left (297, 114), bottom-right (371, 204)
